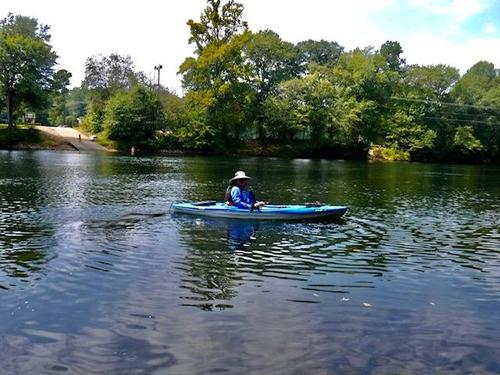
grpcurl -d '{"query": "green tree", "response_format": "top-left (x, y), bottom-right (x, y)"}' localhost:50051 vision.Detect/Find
top-left (66, 87), bottom-right (87, 125)
top-left (452, 61), bottom-right (497, 104)
top-left (0, 14), bottom-right (57, 127)
top-left (404, 64), bottom-right (460, 100)
top-left (329, 48), bottom-right (399, 145)
top-left (450, 61), bottom-right (499, 158)
top-left (392, 64), bottom-right (460, 156)
top-left (103, 85), bottom-right (165, 148)
top-left (380, 40), bottom-right (405, 72)
top-left (453, 125), bottom-right (482, 154)
top-left (187, 0), bottom-right (248, 53)
top-left (180, 0), bottom-right (252, 149)
top-left (48, 69), bottom-right (72, 125)
top-left (82, 53), bottom-right (139, 133)
top-left (176, 90), bottom-right (216, 150)
top-left (265, 73), bottom-right (367, 148)
top-left (244, 30), bottom-right (301, 139)
top-left (296, 39), bottom-right (344, 69)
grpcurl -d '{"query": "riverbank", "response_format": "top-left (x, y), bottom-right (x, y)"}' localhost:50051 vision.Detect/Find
top-left (2, 125), bottom-right (497, 164)
top-left (0, 125), bottom-right (112, 152)
top-left (0, 124), bottom-right (74, 151)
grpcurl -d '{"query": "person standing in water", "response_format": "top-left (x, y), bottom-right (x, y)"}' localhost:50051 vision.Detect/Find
top-left (225, 171), bottom-right (265, 209)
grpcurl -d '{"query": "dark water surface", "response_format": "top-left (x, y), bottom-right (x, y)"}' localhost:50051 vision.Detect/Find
top-left (1, 150), bottom-right (499, 374)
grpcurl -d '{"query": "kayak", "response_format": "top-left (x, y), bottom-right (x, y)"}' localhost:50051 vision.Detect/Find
top-left (171, 201), bottom-right (348, 221)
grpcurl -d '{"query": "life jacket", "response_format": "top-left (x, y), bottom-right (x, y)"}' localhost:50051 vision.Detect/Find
top-left (225, 185), bottom-right (236, 206)
top-left (225, 186), bottom-right (256, 207)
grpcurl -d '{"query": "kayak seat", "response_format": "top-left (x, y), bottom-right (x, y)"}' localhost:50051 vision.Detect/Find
top-left (192, 200), bottom-right (217, 206)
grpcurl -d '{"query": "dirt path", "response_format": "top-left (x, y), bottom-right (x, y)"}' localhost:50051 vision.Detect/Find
top-left (35, 126), bottom-right (109, 151)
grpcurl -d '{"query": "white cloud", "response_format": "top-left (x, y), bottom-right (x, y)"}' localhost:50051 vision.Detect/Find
top-left (2, 0), bottom-right (498, 93)
top-left (401, 32), bottom-right (500, 72)
top-left (483, 22), bottom-right (497, 34)
top-left (408, 0), bottom-right (487, 20)
top-left (243, 0), bottom-right (395, 48)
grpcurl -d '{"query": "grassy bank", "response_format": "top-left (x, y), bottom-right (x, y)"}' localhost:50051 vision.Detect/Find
top-left (0, 124), bottom-right (71, 150)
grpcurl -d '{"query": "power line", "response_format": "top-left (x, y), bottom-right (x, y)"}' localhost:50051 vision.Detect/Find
top-left (390, 97), bottom-right (500, 111)
top-left (421, 116), bottom-right (497, 125)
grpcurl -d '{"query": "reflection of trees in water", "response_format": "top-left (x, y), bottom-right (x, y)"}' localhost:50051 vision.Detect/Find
top-left (0, 152), bottom-right (54, 285)
top-left (176, 216), bottom-right (388, 311)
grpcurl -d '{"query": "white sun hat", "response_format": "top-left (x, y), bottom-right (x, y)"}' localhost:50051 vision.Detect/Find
top-left (229, 170), bottom-right (252, 183)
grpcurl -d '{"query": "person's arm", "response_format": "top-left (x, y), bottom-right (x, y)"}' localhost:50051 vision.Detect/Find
top-left (231, 186), bottom-right (253, 209)
top-left (249, 190), bottom-right (265, 208)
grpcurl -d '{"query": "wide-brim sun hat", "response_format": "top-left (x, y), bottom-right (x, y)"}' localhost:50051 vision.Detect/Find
top-left (229, 170), bottom-right (252, 183)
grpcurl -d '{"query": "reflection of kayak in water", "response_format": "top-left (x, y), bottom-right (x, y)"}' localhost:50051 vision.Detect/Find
top-left (171, 201), bottom-right (348, 221)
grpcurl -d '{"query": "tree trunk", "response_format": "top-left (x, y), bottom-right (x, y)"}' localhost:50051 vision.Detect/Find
top-left (7, 93), bottom-right (14, 129)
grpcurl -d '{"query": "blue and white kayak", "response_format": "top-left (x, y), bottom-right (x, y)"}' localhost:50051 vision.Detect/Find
top-left (171, 202), bottom-right (348, 221)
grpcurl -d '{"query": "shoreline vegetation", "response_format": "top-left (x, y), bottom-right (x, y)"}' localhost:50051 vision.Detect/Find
top-left (1, 1), bottom-right (499, 164)
top-left (2, 124), bottom-right (497, 165)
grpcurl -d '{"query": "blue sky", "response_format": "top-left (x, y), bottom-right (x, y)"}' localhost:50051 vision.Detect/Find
top-left (372, 0), bottom-right (499, 41)
top-left (3, 0), bottom-right (499, 93)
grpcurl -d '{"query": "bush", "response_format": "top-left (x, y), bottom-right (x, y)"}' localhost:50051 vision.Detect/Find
top-left (103, 85), bottom-right (165, 149)
top-left (0, 125), bottom-right (41, 146)
top-left (369, 146), bottom-right (410, 161)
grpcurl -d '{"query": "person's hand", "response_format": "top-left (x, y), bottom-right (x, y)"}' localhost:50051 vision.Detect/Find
top-left (254, 201), bottom-right (265, 208)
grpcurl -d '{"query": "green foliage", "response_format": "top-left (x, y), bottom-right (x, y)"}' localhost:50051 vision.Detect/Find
top-left (4, 6), bottom-right (497, 163)
top-left (370, 146), bottom-right (410, 161)
top-left (175, 90), bottom-right (216, 150)
top-left (385, 111), bottom-right (436, 152)
top-left (452, 61), bottom-right (497, 104)
top-left (48, 69), bottom-right (72, 125)
top-left (81, 107), bottom-right (104, 134)
top-left (187, 0), bottom-right (248, 53)
top-left (102, 85), bottom-right (165, 148)
top-left (82, 53), bottom-right (136, 96)
top-left (453, 126), bottom-right (483, 153)
top-left (0, 124), bottom-right (41, 146)
top-left (380, 41), bottom-right (405, 72)
top-left (404, 64), bottom-right (460, 100)
top-left (296, 39), bottom-right (344, 69)
top-left (0, 13), bottom-right (57, 127)
top-left (66, 87), bottom-right (87, 119)
top-left (264, 73), bottom-right (368, 148)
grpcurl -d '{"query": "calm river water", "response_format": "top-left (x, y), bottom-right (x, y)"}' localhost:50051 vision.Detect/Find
top-left (0, 150), bottom-right (499, 374)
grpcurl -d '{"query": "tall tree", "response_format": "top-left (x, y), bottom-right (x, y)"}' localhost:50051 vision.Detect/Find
top-left (451, 61), bottom-right (499, 158)
top-left (0, 14), bottom-right (57, 127)
top-left (82, 53), bottom-right (136, 97)
top-left (49, 69), bottom-right (72, 125)
top-left (380, 40), bottom-right (405, 72)
top-left (103, 85), bottom-right (165, 148)
top-left (187, 0), bottom-right (248, 53)
top-left (265, 73), bottom-right (368, 147)
top-left (245, 30), bottom-right (301, 139)
top-left (82, 53), bottom-right (138, 132)
top-left (296, 39), bottom-right (344, 70)
top-left (179, 0), bottom-right (251, 149)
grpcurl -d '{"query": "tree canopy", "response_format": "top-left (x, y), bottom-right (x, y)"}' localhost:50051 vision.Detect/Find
top-left (0, 13), bottom-right (57, 127)
top-left (1, 4), bottom-right (498, 162)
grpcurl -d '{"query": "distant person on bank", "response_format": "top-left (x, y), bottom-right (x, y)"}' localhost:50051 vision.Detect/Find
top-left (225, 171), bottom-right (265, 209)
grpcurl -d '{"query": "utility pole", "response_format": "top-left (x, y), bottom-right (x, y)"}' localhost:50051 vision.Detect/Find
top-left (154, 64), bottom-right (163, 89)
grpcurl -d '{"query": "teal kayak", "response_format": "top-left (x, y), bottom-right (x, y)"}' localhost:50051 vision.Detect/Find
top-left (171, 202), bottom-right (348, 221)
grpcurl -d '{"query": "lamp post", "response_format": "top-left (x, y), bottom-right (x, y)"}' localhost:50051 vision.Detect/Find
top-left (154, 64), bottom-right (163, 88)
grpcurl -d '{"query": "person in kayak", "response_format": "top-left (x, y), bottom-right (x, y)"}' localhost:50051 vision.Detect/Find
top-left (225, 171), bottom-right (265, 209)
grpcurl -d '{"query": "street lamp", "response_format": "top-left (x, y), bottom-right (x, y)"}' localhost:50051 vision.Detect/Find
top-left (154, 64), bottom-right (163, 88)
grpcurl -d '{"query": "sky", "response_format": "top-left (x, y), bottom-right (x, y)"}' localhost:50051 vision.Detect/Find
top-left (2, 0), bottom-right (499, 94)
